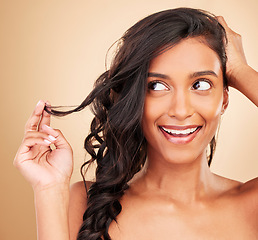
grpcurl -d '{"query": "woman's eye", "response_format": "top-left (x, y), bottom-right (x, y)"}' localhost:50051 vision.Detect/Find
top-left (192, 80), bottom-right (212, 91)
top-left (148, 81), bottom-right (168, 91)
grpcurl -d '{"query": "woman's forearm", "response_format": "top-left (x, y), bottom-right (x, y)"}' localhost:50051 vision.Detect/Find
top-left (34, 184), bottom-right (70, 240)
top-left (216, 17), bottom-right (258, 107)
top-left (232, 65), bottom-right (258, 106)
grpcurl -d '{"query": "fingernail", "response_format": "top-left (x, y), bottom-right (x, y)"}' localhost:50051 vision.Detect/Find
top-left (48, 135), bottom-right (56, 141)
top-left (44, 124), bottom-right (53, 129)
top-left (44, 139), bottom-right (51, 145)
top-left (37, 100), bottom-right (42, 106)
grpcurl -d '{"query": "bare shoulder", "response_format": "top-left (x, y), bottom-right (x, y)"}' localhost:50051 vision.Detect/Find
top-left (239, 177), bottom-right (258, 193)
top-left (213, 173), bottom-right (258, 196)
top-left (237, 177), bottom-right (258, 206)
top-left (68, 181), bottom-right (93, 240)
top-left (70, 180), bottom-right (92, 199)
top-left (221, 175), bottom-right (258, 202)
top-left (233, 177), bottom-right (258, 223)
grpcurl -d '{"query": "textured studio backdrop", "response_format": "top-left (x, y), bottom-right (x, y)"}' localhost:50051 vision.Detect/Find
top-left (1, 0), bottom-right (257, 239)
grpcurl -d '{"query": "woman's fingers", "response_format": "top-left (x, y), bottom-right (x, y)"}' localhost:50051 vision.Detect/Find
top-left (217, 16), bottom-right (230, 31)
top-left (217, 16), bottom-right (248, 87)
top-left (25, 100), bottom-right (46, 133)
top-left (217, 16), bottom-right (235, 34)
top-left (217, 16), bottom-right (243, 40)
top-left (24, 130), bottom-right (56, 144)
top-left (21, 131), bottom-right (54, 150)
top-left (25, 100), bottom-right (53, 133)
top-left (41, 124), bottom-right (72, 151)
top-left (38, 101), bottom-right (51, 131)
top-left (14, 132), bottom-right (53, 166)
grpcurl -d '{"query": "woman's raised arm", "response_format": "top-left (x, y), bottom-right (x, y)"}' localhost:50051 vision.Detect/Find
top-left (14, 100), bottom-right (73, 240)
top-left (217, 16), bottom-right (258, 106)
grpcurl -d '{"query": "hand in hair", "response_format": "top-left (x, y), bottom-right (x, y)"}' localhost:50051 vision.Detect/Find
top-left (13, 100), bottom-right (73, 192)
top-left (217, 16), bottom-right (258, 106)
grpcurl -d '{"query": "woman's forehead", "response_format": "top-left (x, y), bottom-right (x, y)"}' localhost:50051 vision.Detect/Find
top-left (149, 37), bottom-right (222, 76)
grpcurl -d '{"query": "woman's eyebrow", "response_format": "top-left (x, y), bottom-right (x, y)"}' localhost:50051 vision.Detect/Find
top-left (147, 72), bottom-right (171, 80)
top-left (147, 71), bottom-right (218, 80)
top-left (190, 70), bottom-right (218, 78)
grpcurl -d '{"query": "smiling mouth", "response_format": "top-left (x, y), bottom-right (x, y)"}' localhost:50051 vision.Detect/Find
top-left (160, 126), bottom-right (201, 137)
top-left (159, 125), bottom-right (202, 144)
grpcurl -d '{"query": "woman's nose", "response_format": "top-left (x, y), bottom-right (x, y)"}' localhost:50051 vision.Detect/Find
top-left (168, 89), bottom-right (194, 120)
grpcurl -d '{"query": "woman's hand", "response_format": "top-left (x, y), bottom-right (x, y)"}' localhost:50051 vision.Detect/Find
top-left (217, 16), bottom-right (258, 106)
top-left (14, 100), bottom-right (73, 192)
top-left (217, 16), bottom-right (248, 88)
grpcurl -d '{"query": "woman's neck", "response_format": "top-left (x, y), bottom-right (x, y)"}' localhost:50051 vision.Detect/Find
top-left (136, 152), bottom-right (219, 205)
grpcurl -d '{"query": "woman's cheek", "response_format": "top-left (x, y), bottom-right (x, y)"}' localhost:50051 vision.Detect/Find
top-left (144, 95), bottom-right (168, 117)
top-left (193, 93), bottom-right (224, 118)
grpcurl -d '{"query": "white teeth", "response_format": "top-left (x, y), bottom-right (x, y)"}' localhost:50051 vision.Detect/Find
top-left (162, 127), bottom-right (198, 135)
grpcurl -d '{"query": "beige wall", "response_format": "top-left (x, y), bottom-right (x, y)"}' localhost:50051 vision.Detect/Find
top-left (1, 0), bottom-right (257, 239)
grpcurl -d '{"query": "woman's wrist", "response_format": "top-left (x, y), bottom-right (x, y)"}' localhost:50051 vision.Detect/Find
top-left (33, 180), bottom-right (71, 194)
top-left (34, 182), bottom-right (70, 240)
top-left (228, 63), bottom-right (249, 89)
top-left (229, 64), bottom-right (258, 106)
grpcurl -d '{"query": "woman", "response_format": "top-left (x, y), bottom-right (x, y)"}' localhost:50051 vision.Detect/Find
top-left (14, 8), bottom-right (258, 240)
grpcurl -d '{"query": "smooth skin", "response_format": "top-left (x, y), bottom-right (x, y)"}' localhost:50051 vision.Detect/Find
top-left (14, 17), bottom-right (258, 240)
top-left (142, 36), bottom-right (227, 166)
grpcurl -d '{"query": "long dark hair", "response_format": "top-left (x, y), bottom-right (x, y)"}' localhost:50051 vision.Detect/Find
top-left (46, 7), bottom-right (228, 240)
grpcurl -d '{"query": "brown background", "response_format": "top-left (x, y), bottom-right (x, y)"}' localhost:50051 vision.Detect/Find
top-left (1, 0), bottom-right (257, 239)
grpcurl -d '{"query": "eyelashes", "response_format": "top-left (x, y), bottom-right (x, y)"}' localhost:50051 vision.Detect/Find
top-left (147, 81), bottom-right (169, 91)
top-left (191, 79), bottom-right (213, 91)
top-left (147, 79), bottom-right (213, 92)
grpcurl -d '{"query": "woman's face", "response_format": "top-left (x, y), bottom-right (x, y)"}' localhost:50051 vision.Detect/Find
top-left (142, 37), bottom-right (228, 165)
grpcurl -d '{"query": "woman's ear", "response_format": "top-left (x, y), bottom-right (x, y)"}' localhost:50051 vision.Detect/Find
top-left (221, 88), bottom-right (229, 115)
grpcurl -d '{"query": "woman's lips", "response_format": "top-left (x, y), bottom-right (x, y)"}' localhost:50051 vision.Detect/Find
top-left (159, 125), bottom-right (202, 144)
